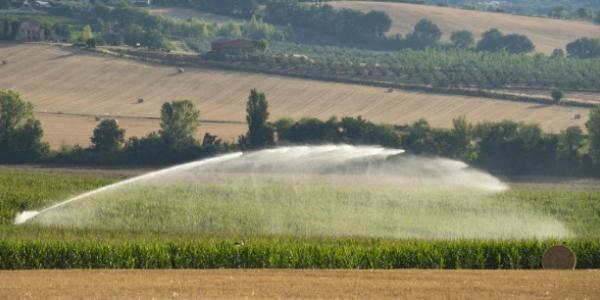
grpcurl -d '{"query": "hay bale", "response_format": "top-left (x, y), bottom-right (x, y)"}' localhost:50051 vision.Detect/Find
top-left (542, 245), bottom-right (576, 270)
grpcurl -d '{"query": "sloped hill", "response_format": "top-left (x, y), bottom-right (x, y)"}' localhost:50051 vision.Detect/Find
top-left (0, 43), bottom-right (589, 147)
top-left (329, 1), bottom-right (600, 54)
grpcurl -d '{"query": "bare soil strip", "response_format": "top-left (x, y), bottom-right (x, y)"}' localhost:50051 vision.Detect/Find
top-left (0, 269), bottom-right (598, 299)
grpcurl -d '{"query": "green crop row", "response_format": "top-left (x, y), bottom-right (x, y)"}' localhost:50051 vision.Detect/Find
top-left (0, 239), bottom-right (599, 269)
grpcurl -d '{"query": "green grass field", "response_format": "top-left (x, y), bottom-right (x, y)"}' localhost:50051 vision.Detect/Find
top-left (1, 169), bottom-right (600, 269)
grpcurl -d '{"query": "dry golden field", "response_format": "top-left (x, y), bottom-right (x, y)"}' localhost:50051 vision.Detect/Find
top-left (0, 43), bottom-right (590, 147)
top-left (328, 1), bottom-right (600, 54)
top-left (1, 269), bottom-right (599, 299)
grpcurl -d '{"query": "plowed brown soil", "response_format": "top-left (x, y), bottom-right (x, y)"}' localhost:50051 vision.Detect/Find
top-left (0, 269), bottom-right (598, 299)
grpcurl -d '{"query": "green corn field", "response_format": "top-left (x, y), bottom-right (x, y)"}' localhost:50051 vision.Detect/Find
top-left (1, 169), bottom-right (599, 269)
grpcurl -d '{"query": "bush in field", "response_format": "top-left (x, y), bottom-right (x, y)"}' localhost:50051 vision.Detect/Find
top-left (91, 119), bottom-right (125, 152)
top-left (450, 30), bottom-right (474, 49)
top-left (567, 37), bottom-right (600, 59)
top-left (502, 34), bottom-right (535, 54)
top-left (551, 89), bottom-right (563, 104)
top-left (406, 19), bottom-right (442, 49)
top-left (477, 28), bottom-right (504, 52)
top-left (85, 38), bottom-right (96, 48)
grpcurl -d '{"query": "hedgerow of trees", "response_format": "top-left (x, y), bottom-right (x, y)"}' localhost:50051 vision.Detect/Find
top-left (2, 89), bottom-right (600, 177)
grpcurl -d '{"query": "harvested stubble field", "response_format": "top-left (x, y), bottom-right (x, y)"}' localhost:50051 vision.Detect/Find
top-left (1, 269), bottom-right (599, 299)
top-left (329, 1), bottom-right (600, 54)
top-left (0, 43), bottom-right (590, 147)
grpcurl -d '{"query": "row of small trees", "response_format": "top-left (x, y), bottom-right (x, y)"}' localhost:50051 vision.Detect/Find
top-left (0, 90), bottom-right (223, 164)
top-left (0, 89), bottom-right (274, 165)
top-left (229, 45), bottom-right (600, 90)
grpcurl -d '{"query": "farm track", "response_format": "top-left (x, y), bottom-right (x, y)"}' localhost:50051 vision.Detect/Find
top-left (329, 1), bottom-right (600, 54)
top-left (0, 43), bottom-right (591, 147)
top-left (0, 269), bottom-right (599, 299)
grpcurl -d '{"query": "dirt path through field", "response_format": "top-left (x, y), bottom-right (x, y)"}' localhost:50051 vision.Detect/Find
top-left (0, 269), bottom-right (598, 299)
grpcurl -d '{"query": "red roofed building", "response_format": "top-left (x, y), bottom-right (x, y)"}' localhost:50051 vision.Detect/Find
top-left (211, 39), bottom-right (256, 55)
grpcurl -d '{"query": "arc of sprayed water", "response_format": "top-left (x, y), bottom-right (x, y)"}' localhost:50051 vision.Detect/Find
top-left (14, 152), bottom-right (243, 225)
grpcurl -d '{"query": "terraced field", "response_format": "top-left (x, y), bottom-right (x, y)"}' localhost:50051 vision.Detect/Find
top-left (329, 1), bottom-right (600, 54)
top-left (0, 43), bottom-right (590, 147)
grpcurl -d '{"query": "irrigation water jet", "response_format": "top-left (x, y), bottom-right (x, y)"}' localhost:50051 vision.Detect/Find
top-left (14, 152), bottom-right (244, 224)
top-left (14, 145), bottom-right (569, 239)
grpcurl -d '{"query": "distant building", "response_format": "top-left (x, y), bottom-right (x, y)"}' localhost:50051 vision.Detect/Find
top-left (130, 0), bottom-right (151, 6)
top-left (33, 1), bottom-right (50, 8)
top-left (210, 39), bottom-right (256, 55)
top-left (15, 20), bottom-right (52, 41)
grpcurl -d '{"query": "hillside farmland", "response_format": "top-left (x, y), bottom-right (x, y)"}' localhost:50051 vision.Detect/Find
top-left (146, 7), bottom-right (243, 24)
top-left (0, 43), bottom-right (590, 147)
top-left (328, 1), bottom-right (600, 54)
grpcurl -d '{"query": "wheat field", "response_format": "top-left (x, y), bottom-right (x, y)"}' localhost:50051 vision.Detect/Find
top-left (0, 43), bottom-right (589, 147)
top-left (328, 1), bottom-right (600, 54)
